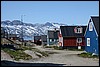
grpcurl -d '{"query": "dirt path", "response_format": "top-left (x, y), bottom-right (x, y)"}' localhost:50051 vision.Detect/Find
top-left (1, 46), bottom-right (99, 66)
top-left (31, 46), bottom-right (99, 66)
top-left (18, 46), bottom-right (99, 66)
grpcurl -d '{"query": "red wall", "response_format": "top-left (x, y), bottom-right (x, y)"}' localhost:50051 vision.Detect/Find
top-left (63, 37), bottom-right (85, 46)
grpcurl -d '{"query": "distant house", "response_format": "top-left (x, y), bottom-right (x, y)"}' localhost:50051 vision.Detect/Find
top-left (85, 16), bottom-right (99, 55)
top-left (34, 36), bottom-right (42, 45)
top-left (8, 34), bottom-right (18, 40)
top-left (47, 29), bottom-right (59, 45)
top-left (41, 35), bottom-right (47, 45)
top-left (59, 26), bottom-right (87, 49)
top-left (1, 27), bottom-right (8, 38)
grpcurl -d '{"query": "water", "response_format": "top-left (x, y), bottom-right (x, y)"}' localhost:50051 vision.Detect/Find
top-left (23, 36), bottom-right (33, 40)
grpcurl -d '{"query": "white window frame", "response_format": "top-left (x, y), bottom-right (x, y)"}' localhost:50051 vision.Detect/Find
top-left (87, 38), bottom-right (90, 46)
top-left (77, 38), bottom-right (82, 43)
top-left (77, 28), bottom-right (82, 33)
top-left (50, 39), bottom-right (52, 42)
top-left (74, 27), bottom-right (82, 33)
top-left (89, 22), bottom-right (93, 31)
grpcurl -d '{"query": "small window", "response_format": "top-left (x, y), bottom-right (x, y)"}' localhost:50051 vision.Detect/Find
top-left (77, 38), bottom-right (82, 43)
top-left (87, 38), bottom-right (90, 46)
top-left (54, 39), bottom-right (56, 42)
top-left (50, 39), bottom-right (52, 42)
top-left (89, 22), bottom-right (93, 31)
top-left (74, 27), bottom-right (82, 33)
top-left (77, 28), bottom-right (82, 33)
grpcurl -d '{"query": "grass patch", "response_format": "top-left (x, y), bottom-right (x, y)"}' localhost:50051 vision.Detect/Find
top-left (2, 48), bottom-right (32, 61)
top-left (44, 46), bottom-right (53, 48)
top-left (21, 46), bottom-right (33, 51)
top-left (52, 46), bottom-right (63, 50)
top-left (44, 45), bottom-right (63, 50)
top-left (78, 52), bottom-right (99, 58)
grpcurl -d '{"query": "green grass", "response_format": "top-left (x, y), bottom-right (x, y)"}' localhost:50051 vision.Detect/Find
top-left (21, 46), bottom-right (33, 51)
top-left (53, 46), bottom-right (63, 50)
top-left (2, 48), bottom-right (32, 61)
top-left (44, 45), bottom-right (63, 50)
top-left (78, 52), bottom-right (99, 58)
top-left (44, 46), bottom-right (53, 48)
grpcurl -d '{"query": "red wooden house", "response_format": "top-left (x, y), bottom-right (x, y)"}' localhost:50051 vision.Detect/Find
top-left (59, 26), bottom-right (87, 49)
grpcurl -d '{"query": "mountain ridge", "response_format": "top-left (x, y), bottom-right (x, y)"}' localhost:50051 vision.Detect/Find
top-left (1, 20), bottom-right (67, 39)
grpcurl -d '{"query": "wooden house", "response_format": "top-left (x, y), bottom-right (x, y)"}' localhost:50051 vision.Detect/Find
top-left (85, 16), bottom-right (99, 55)
top-left (1, 27), bottom-right (8, 38)
top-left (59, 26), bottom-right (87, 49)
top-left (41, 35), bottom-right (47, 45)
top-left (7, 34), bottom-right (18, 40)
top-left (47, 29), bottom-right (59, 46)
top-left (34, 36), bottom-right (42, 45)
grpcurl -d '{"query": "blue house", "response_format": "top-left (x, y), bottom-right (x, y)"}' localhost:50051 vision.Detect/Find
top-left (85, 16), bottom-right (99, 55)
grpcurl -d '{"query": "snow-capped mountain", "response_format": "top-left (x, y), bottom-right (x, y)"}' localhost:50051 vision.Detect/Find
top-left (1, 20), bottom-right (67, 39)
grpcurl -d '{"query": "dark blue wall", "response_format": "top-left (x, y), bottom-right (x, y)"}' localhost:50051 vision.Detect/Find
top-left (85, 24), bottom-right (99, 55)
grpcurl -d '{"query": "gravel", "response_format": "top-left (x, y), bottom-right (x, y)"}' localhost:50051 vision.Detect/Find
top-left (1, 46), bottom-right (99, 66)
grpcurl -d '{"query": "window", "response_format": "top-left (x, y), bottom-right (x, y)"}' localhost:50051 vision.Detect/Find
top-left (89, 22), bottom-right (93, 31)
top-left (50, 39), bottom-right (52, 42)
top-left (54, 39), bottom-right (56, 42)
top-left (74, 27), bottom-right (82, 33)
top-left (87, 38), bottom-right (90, 46)
top-left (77, 28), bottom-right (82, 33)
top-left (77, 38), bottom-right (82, 43)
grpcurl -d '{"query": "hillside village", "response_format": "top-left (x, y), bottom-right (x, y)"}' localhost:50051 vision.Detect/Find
top-left (1, 16), bottom-right (99, 66)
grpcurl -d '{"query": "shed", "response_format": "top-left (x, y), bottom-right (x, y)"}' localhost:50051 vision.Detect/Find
top-left (41, 35), bottom-right (47, 45)
top-left (34, 36), bottom-right (41, 45)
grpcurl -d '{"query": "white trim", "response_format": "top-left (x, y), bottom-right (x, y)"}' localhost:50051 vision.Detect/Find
top-left (77, 38), bottom-right (82, 43)
top-left (59, 37), bottom-right (63, 46)
top-left (62, 37), bottom-right (64, 47)
top-left (84, 17), bottom-right (98, 37)
top-left (91, 20), bottom-right (98, 37)
top-left (93, 24), bottom-right (98, 37)
top-left (84, 16), bottom-right (90, 36)
top-left (60, 29), bottom-right (62, 34)
top-left (87, 38), bottom-right (90, 46)
top-left (89, 22), bottom-right (93, 31)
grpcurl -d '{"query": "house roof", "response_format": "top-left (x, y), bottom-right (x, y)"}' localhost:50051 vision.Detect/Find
top-left (34, 36), bottom-right (41, 41)
top-left (8, 34), bottom-right (17, 38)
top-left (91, 16), bottom-right (99, 35)
top-left (48, 30), bottom-right (59, 39)
top-left (60, 26), bottom-right (87, 37)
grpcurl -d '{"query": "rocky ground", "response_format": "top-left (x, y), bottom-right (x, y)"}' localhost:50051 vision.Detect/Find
top-left (1, 46), bottom-right (99, 66)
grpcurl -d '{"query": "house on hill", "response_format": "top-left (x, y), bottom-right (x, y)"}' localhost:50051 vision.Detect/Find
top-left (34, 36), bottom-right (41, 45)
top-left (85, 16), bottom-right (99, 55)
top-left (41, 35), bottom-right (47, 45)
top-left (59, 26), bottom-right (87, 49)
top-left (1, 27), bottom-right (8, 38)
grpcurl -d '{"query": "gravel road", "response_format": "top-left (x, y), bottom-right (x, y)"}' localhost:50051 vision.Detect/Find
top-left (1, 46), bottom-right (99, 66)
